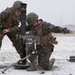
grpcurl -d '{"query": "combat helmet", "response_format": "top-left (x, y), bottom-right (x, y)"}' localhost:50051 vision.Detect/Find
top-left (12, 1), bottom-right (23, 11)
top-left (26, 12), bottom-right (39, 25)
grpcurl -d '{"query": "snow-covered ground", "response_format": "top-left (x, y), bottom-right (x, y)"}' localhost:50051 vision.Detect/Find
top-left (0, 34), bottom-right (75, 75)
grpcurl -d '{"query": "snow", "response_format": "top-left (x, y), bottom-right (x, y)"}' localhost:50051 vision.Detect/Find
top-left (0, 34), bottom-right (75, 75)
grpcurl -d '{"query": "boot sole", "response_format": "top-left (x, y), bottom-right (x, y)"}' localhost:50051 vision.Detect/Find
top-left (14, 64), bottom-right (30, 69)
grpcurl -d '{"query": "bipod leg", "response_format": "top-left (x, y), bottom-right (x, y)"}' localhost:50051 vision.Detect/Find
top-left (1, 53), bottom-right (32, 74)
top-left (1, 63), bottom-right (16, 74)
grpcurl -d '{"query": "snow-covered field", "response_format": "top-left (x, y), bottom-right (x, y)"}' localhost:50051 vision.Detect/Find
top-left (0, 34), bottom-right (75, 75)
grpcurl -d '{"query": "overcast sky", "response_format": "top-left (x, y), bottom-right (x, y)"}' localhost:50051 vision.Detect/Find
top-left (0, 0), bottom-right (75, 26)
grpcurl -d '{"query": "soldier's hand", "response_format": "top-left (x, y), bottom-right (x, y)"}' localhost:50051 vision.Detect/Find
top-left (3, 29), bottom-right (9, 34)
top-left (69, 30), bottom-right (75, 34)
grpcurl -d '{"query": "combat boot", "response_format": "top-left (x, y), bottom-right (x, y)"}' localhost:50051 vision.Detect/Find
top-left (49, 58), bottom-right (55, 69)
top-left (26, 61), bottom-right (36, 71)
top-left (15, 60), bottom-right (30, 69)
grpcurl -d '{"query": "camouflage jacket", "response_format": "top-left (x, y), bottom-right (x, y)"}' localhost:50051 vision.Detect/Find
top-left (0, 7), bottom-right (20, 34)
top-left (31, 21), bottom-right (70, 46)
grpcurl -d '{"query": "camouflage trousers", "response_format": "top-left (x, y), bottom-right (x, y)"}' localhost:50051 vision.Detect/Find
top-left (38, 45), bottom-right (53, 70)
top-left (27, 44), bottom-right (54, 70)
top-left (0, 32), bottom-right (26, 59)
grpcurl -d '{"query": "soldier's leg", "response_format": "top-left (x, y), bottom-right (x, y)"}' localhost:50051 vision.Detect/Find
top-left (7, 33), bottom-right (27, 64)
top-left (13, 39), bottom-right (27, 63)
top-left (26, 44), bottom-right (36, 71)
top-left (49, 44), bottom-right (55, 69)
top-left (49, 58), bottom-right (55, 69)
top-left (38, 44), bottom-right (55, 70)
top-left (27, 53), bottom-right (36, 71)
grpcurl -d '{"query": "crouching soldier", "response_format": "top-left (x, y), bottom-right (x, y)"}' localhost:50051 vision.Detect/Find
top-left (0, 1), bottom-right (29, 68)
top-left (26, 12), bottom-right (74, 71)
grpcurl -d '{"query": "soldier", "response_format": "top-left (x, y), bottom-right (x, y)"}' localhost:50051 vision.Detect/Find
top-left (0, 1), bottom-right (29, 68)
top-left (26, 12), bottom-right (74, 71)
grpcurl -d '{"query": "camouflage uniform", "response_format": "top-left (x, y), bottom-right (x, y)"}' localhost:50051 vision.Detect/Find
top-left (26, 12), bottom-right (70, 71)
top-left (0, 1), bottom-right (27, 64)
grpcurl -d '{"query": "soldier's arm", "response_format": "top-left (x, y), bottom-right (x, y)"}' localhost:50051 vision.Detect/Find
top-left (9, 21), bottom-right (33, 33)
top-left (3, 26), bottom-right (20, 34)
top-left (9, 26), bottom-right (20, 33)
top-left (25, 24), bottom-right (33, 31)
top-left (9, 21), bottom-right (20, 33)
top-left (48, 23), bottom-right (70, 34)
top-left (3, 20), bottom-right (20, 34)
